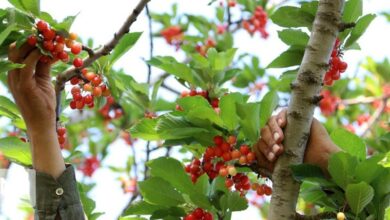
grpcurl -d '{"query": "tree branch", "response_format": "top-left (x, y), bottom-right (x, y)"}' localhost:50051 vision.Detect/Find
top-left (295, 212), bottom-right (336, 220)
top-left (54, 0), bottom-right (151, 121)
top-left (268, 1), bottom-right (345, 219)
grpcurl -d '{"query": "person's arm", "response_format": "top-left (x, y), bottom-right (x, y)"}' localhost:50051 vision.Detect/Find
top-left (254, 109), bottom-right (341, 175)
top-left (8, 43), bottom-right (85, 219)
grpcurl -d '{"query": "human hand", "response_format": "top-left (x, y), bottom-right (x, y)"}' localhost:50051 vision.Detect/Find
top-left (253, 109), bottom-right (340, 174)
top-left (8, 43), bottom-right (65, 177)
top-left (8, 43), bottom-right (56, 134)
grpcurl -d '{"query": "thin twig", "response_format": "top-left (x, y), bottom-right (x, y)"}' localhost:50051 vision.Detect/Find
top-left (144, 141), bottom-right (151, 178)
top-left (54, 0), bottom-right (151, 121)
top-left (145, 4), bottom-right (154, 84)
top-left (340, 95), bottom-right (387, 105)
top-left (82, 45), bottom-right (95, 57)
top-left (161, 82), bottom-right (181, 95)
top-left (295, 212), bottom-right (336, 220)
top-left (226, 5), bottom-right (232, 32)
top-left (362, 98), bottom-right (388, 136)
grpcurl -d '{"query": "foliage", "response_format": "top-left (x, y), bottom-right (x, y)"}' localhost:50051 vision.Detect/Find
top-left (0, 0), bottom-right (389, 219)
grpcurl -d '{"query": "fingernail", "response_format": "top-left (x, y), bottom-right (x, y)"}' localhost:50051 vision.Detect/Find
top-left (274, 132), bottom-right (280, 141)
top-left (272, 144), bottom-right (280, 153)
top-left (278, 118), bottom-right (283, 126)
top-left (267, 152), bottom-right (275, 161)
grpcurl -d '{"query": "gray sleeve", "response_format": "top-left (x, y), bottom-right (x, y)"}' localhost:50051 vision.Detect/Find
top-left (29, 165), bottom-right (85, 220)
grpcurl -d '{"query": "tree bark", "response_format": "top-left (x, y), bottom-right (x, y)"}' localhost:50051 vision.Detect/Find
top-left (268, 0), bottom-right (345, 219)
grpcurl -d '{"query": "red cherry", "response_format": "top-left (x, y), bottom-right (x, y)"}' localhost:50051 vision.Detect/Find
top-left (70, 77), bottom-right (80, 85)
top-left (71, 43), bottom-right (82, 55)
top-left (71, 86), bottom-right (81, 95)
top-left (221, 142), bottom-right (230, 152)
top-left (76, 100), bottom-right (85, 109)
top-left (247, 152), bottom-right (256, 163)
top-left (85, 72), bottom-right (96, 81)
top-left (193, 208), bottom-right (204, 218)
top-left (239, 145), bottom-right (250, 155)
top-left (43, 41), bottom-right (54, 51)
top-left (43, 29), bottom-right (56, 41)
top-left (73, 58), bottom-right (83, 68)
top-left (57, 127), bottom-right (66, 136)
top-left (57, 51), bottom-right (69, 62)
top-left (70, 101), bottom-right (76, 109)
top-left (55, 35), bottom-right (65, 43)
top-left (189, 90), bottom-right (197, 96)
top-left (227, 136), bottom-right (236, 145)
top-left (225, 178), bottom-right (234, 188)
top-left (27, 35), bottom-right (37, 46)
top-left (222, 152), bottom-right (232, 161)
top-left (69, 32), bottom-right (78, 40)
top-left (256, 185), bottom-right (264, 195)
top-left (93, 87), bottom-right (102, 97)
top-left (231, 150), bottom-right (241, 159)
top-left (264, 185), bottom-right (272, 195)
top-left (239, 156), bottom-right (247, 165)
top-left (92, 76), bottom-right (102, 86)
top-left (338, 61), bottom-right (348, 73)
top-left (73, 93), bottom-right (82, 102)
top-left (219, 168), bottom-right (228, 177)
top-left (213, 135), bottom-right (223, 146)
top-left (184, 214), bottom-right (195, 220)
top-left (203, 212), bottom-right (213, 220)
top-left (58, 136), bottom-right (66, 145)
top-left (36, 20), bottom-right (49, 32)
top-left (84, 95), bottom-right (93, 104)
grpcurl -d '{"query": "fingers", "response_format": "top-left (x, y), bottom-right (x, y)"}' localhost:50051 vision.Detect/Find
top-left (267, 115), bottom-right (284, 144)
top-left (276, 108), bottom-right (288, 128)
top-left (35, 61), bottom-right (52, 80)
top-left (8, 43), bottom-right (35, 63)
top-left (254, 141), bottom-right (274, 171)
top-left (20, 49), bottom-right (42, 83)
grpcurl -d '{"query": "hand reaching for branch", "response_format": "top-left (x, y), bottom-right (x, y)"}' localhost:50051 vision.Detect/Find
top-left (8, 43), bottom-right (65, 178)
top-left (254, 109), bottom-right (340, 175)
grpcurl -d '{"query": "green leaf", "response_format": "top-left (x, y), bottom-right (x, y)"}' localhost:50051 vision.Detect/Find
top-left (291, 164), bottom-right (325, 182)
top-left (220, 191), bottom-right (248, 212)
top-left (270, 6), bottom-right (314, 28)
top-left (0, 137), bottom-right (31, 166)
top-left (0, 23), bottom-right (17, 46)
top-left (8, 0), bottom-right (40, 16)
top-left (156, 114), bottom-right (209, 140)
top-left (148, 157), bottom-right (194, 195)
top-left (379, 152), bottom-right (390, 168)
top-left (328, 152), bottom-right (358, 189)
top-left (0, 95), bottom-right (21, 118)
top-left (0, 61), bottom-right (25, 74)
top-left (177, 96), bottom-right (210, 110)
top-left (236, 102), bottom-right (260, 143)
top-left (52, 15), bottom-right (77, 32)
top-left (130, 118), bottom-right (160, 140)
top-left (267, 48), bottom-right (304, 68)
top-left (346, 182), bottom-right (374, 215)
top-left (110, 32), bottom-right (142, 65)
top-left (343, 0), bottom-right (362, 23)
top-left (259, 90), bottom-right (279, 128)
top-left (216, 7), bottom-right (224, 23)
top-left (148, 56), bottom-right (195, 85)
top-left (123, 200), bottom-right (164, 215)
top-left (277, 29), bottom-right (309, 47)
top-left (345, 14), bottom-right (376, 48)
top-left (219, 93), bottom-right (246, 131)
top-left (355, 155), bottom-right (384, 183)
top-left (120, 217), bottom-right (147, 220)
top-left (330, 128), bottom-right (366, 161)
top-left (207, 48), bottom-right (237, 72)
top-left (138, 177), bottom-right (185, 207)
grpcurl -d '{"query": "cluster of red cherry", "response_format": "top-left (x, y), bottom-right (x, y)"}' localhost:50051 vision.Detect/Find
top-left (69, 69), bottom-right (111, 110)
top-left (185, 135), bottom-right (259, 196)
top-left (27, 20), bottom-right (84, 67)
top-left (119, 176), bottom-right (137, 193)
top-left (56, 126), bottom-right (67, 149)
top-left (160, 25), bottom-right (184, 49)
top-left (183, 208), bottom-right (213, 220)
top-left (176, 89), bottom-right (220, 111)
top-left (98, 96), bottom-right (124, 121)
top-left (319, 90), bottom-right (340, 116)
top-left (79, 156), bottom-right (100, 177)
top-left (242, 6), bottom-right (269, 38)
top-left (195, 38), bottom-right (217, 57)
top-left (323, 39), bottom-right (348, 86)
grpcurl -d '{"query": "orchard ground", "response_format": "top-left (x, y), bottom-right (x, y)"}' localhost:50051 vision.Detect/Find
top-left (0, 0), bottom-right (389, 219)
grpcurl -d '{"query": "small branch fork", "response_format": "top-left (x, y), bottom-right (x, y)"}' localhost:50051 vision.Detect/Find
top-left (54, 0), bottom-right (151, 121)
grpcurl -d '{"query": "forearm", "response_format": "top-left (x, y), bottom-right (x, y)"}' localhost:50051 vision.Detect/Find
top-left (29, 127), bottom-right (66, 179)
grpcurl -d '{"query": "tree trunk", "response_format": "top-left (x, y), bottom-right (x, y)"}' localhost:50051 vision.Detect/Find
top-left (268, 0), bottom-right (345, 219)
